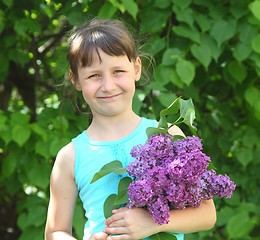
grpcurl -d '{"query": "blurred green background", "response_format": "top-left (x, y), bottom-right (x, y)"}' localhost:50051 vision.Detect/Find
top-left (0, 0), bottom-right (260, 239)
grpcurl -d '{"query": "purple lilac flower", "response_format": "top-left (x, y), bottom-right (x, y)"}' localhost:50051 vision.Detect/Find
top-left (126, 134), bottom-right (236, 225)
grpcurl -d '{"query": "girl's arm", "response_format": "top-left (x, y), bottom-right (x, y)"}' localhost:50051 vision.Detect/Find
top-left (104, 199), bottom-right (216, 239)
top-left (45, 143), bottom-right (109, 240)
top-left (45, 143), bottom-right (79, 240)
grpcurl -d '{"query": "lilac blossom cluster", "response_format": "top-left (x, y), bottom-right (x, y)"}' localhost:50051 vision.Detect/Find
top-left (126, 134), bottom-right (236, 225)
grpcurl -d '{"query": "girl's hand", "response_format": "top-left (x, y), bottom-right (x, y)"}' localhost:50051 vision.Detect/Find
top-left (89, 232), bottom-right (108, 240)
top-left (103, 207), bottom-right (158, 240)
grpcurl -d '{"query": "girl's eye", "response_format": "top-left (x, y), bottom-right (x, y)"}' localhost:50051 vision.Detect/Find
top-left (88, 74), bottom-right (99, 79)
top-left (114, 70), bottom-right (124, 74)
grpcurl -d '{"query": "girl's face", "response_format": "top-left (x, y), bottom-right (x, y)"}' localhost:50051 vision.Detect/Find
top-left (71, 49), bottom-right (141, 118)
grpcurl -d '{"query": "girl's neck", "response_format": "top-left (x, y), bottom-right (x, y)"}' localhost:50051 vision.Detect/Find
top-left (86, 111), bottom-right (141, 142)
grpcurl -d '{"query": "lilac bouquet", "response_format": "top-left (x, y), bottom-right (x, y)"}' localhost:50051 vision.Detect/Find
top-left (91, 97), bottom-right (236, 238)
top-left (126, 134), bottom-right (236, 225)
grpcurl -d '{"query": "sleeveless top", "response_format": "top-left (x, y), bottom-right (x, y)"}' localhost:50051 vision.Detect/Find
top-left (72, 117), bottom-right (184, 240)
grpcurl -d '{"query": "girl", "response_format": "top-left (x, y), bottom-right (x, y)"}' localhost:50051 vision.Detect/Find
top-left (45, 19), bottom-right (216, 240)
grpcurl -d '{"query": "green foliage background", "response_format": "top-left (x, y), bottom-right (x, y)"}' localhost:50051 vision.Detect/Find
top-left (0, 0), bottom-right (260, 239)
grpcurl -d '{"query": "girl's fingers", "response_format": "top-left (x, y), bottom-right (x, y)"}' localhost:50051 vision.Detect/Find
top-left (103, 226), bottom-right (128, 235)
top-left (105, 219), bottom-right (125, 228)
top-left (89, 232), bottom-right (108, 240)
top-left (105, 208), bottom-right (128, 226)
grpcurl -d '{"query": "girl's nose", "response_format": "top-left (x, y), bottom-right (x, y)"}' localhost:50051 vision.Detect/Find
top-left (101, 75), bottom-right (116, 92)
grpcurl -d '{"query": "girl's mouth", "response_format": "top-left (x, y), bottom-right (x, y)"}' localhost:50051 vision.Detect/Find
top-left (98, 93), bottom-right (121, 100)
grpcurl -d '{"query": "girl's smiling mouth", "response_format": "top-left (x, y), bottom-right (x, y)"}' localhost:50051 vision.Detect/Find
top-left (98, 93), bottom-right (121, 100)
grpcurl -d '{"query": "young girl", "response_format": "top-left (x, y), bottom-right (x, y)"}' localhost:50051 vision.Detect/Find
top-left (45, 19), bottom-right (216, 240)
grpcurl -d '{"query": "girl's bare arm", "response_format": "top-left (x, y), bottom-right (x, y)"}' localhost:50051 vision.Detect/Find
top-left (45, 142), bottom-right (78, 240)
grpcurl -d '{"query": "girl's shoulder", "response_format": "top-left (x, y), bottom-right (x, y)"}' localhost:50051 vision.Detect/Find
top-left (53, 142), bottom-right (76, 179)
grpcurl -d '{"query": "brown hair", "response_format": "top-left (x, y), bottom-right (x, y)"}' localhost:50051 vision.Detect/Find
top-left (67, 18), bottom-right (139, 81)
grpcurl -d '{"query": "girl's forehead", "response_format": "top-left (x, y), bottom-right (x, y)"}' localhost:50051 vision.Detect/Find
top-left (85, 48), bottom-right (132, 67)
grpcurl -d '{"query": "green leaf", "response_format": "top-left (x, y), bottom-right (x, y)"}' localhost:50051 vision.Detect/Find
top-left (173, 5), bottom-right (194, 28)
top-left (158, 92), bottom-right (177, 108)
top-left (114, 177), bottom-right (132, 205)
top-left (121, 0), bottom-right (138, 20)
top-left (8, 49), bottom-right (30, 67)
top-left (200, 34), bottom-right (222, 62)
top-left (146, 127), bottom-right (169, 139)
top-left (3, 0), bottom-right (13, 8)
top-left (233, 42), bottom-right (252, 62)
top-left (90, 160), bottom-right (126, 183)
top-left (17, 226), bottom-right (43, 240)
top-left (210, 19), bottom-right (236, 48)
top-left (249, 1), bottom-right (260, 21)
top-left (27, 163), bottom-right (52, 189)
top-left (149, 232), bottom-right (178, 240)
top-left (27, 205), bottom-right (46, 227)
top-left (244, 86), bottom-right (260, 106)
top-left (154, 0), bottom-right (171, 9)
top-left (68, 11), bottom-right (84, 26)
top-left (176, 59), bottom-right (195, 86)
top-left (141, 9), bottom-right (171, 33)
top-left (26, 18), bottom-right (41, 33)
top-left (240, 23), bottom-right (258, 44)
top-left (49, 137), bottom-right (70, 156)
top-left (173, 24), bottom-right (200, 44)
top-left (73, 201), bottom-right (85, 239)
top-left (230, 0), bottom-right (248, 19)
top-left (98, 2), bottom-right (117, 19)
top-left (158, 115), bottom-right (168, 129)
top-left (252, 34), bottom-right (260, 54)
top-left (160, 97), bottom-right (181, 118)
top-left (227, 211), bottom-right (257, 239)
top-left (171, 0), bottom-right (191, 10)
top-left (12, 125), bottom-right (31, 146)
top-left (156, 65), bottom-right (183, 88)
top-left (14, 19), bottom-right (28, 36)
top-left (194, 13), bottom-right (211, 32)
top-left (11, 112), bottom-right (30, 124)
top-left (145, 36), bottom-right (166, 56)
top-left (35, 140), bottom-right (50, 159)
top-left (179, 98), bottom-right (196, 130)
top-left (235, 148), bottom-right (254, 168)
top-left (104, 194), bottom-right (120, 219)
top-left (30, 123), bottom-right (48, 141)
top-left (162, 48), bottom-right (183, 66)
top-left (191, 44), bottom-right (211, 69)
top-left (207, 162), bottom-right (217, 171)
top-left (227, 61), bottom-right (247, 83)
top-left (1, 151), bottom-right (18, 177)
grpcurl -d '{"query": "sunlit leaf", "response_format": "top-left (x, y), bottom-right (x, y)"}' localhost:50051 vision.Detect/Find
top-left (191, 44), bottom-right (211, 69)
top-left (90, 160), bottom-right (126, 183)
top-left (121, 0), bottom-right (138, 20)
top-left (176, 60), bottom-right (195, 86)
top-left (104, 194), bottom-right (120, 219)
top-left (210, 19), bottom-right (236, 48)
top-left (252, 34), bottom-right (260, 54)
top-left (146, 127), bottom-right (169, 139)
top-left (249, 1), bottom-right (260, 21)
top-left (179, 98), bottom-right (196, 130)
top-left (114, 177), bottom-right (132, 205)
top-left (12, 125), bottom-right (31, 146)
top-left (98, 2), bottom-right (117, 19)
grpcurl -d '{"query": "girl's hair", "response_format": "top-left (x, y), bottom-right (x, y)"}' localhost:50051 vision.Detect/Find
top-left (67, 18), bottom-right (139, 81)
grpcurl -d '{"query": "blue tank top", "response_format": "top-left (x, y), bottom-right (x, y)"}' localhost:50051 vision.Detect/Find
top-left (72, 117), bottom-right (184, 240)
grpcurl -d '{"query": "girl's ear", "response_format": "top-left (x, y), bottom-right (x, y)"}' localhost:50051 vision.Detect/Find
top-left (134, 57), bottom-right (142, 81)
top-left (69, 69), bottom-right (81, 91)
